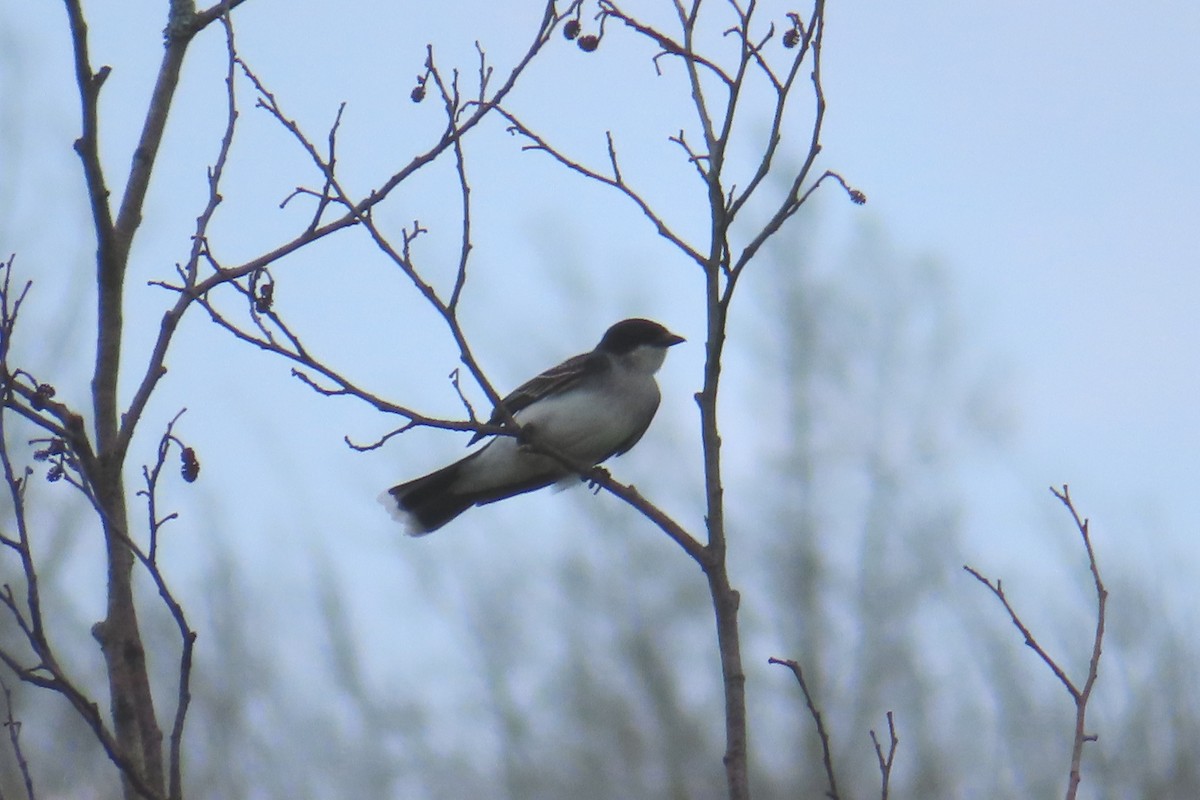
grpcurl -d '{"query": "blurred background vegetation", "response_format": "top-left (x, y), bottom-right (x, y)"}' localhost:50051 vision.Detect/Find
top-left (3, 208), bottom-right (1197, 798)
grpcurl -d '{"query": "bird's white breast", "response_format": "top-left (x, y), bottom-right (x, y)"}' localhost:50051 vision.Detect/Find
top-left (455, 365), bottom-right (660, 492)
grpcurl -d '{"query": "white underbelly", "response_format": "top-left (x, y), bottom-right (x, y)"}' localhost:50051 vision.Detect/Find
top-left (456, 380), bottom-right (659, 492)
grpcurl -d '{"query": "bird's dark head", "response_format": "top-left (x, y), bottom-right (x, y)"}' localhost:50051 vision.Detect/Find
top-left (597, 318), bottom-right (685, 355)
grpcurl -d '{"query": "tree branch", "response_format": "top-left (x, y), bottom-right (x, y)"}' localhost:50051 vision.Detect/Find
top-left (768, 656), bottom-right (841, 799)
top-left (965, 484), bottom-right (1107, 800)
top-left (869, 711), bottom-right (899, 800)
top-left (1, 677), bottom-right (37, 800)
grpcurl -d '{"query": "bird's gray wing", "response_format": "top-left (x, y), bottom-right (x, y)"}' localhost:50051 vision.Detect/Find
top-left (468, 351), bottom-right (608, 444)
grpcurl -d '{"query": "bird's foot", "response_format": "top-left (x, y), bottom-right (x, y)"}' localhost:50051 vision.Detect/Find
top-left (516, 423), bottom-right (539, 453)
top-left (585, 467), bottom-right (610, 494)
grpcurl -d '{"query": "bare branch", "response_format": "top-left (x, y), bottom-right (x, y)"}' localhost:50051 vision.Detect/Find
top-left (966, 485), bottom-right (1107, 800)
top-left (1, 677), bottom-right (37, 800)
top-left (725, 3), bottom-right (823, 222)
top-left (62, 0), bottom-right (115, 264)
top-left (185, 9), bottom-right (241, 287)
top-left (448, 367), bottom-right (480, 423)
top-left (189, 269), bottom-right (491, 440)
top-left (584, 466), bottom-right (708, 565)
top-left (962, 565), bottom-right (1080, 698)
top-left (599, 1), bottom-right (734, 88)
top-left (668, 129), bottom-right (710, 182)
top-left (869, 711), bottom-right (899, 800)
top-left (768, 656), bottom-right (840, 800)
top-left (498, 109), bottom-right (706, 268)
top-left (0, 398), bottom-right (165, 800)
top-left (345, 425), bottom-right (417, 453)
top-left (728, 3), bottom-right (851, 283)
top-left (191, 0), bottom-right (251, 34)
top-left (1052, 484), bottom-right (1108, 800)
top-left (120, 0), bottom-right (573, 467)
top-left (236, 59), bottom-right (354, 227)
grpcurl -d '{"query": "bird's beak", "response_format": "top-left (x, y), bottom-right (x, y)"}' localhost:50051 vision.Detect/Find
top-left (664, 332), bottom-right (686, 347)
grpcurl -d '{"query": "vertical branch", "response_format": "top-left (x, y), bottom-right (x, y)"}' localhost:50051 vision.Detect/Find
top-left (98, 1), bottom-right (196, 462)
top-left (670, 0), bottom-right (719, 153)
top-left (0, 411), bottom-right (48, 671)
top-left (445, 60), bottom-right (474, 313)
top-left (869, 711), bottom-right (898, 800)
top-left (555, 3), bottom-right (845, 797)
top-left (61, 0), bottom-right (225, 795)
top-left (0, 318), bottom-right (163, 800)
top-left (132, 406), bottom-right (198, 800)
top-left (1, 678), bottom-right (36, 800)
top-left (20, 0), bottom-right (577, 797)
top-left (1051, 485), bottom-right (1107, 800)
top-left (683, 4), bottom-right (747, 797)
top-left (62, 0), bottom-right (115, 263)
top-left (703, 564), bottom-right (746, 798)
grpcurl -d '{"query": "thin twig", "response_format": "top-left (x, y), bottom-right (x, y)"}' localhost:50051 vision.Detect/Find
top-left (963, 565), bottom-right (1080, 697)
top-left (768, 656), bottom-right (840, 799)
top-left (0, 416), bottom-right (164, 800)
top-left (0, 678), bottom-right (36, 800)
top-left (869, 711), bottom-right (899, 800)
top-left (1052, 484), bottom-right (1107, 800)
top-left (448, 368), bottom-right (479, 423)
top-left (135, 409), bottom-right (189, 565)
top-left (965, 484), bottom-right (1106, 800)
top-left (599, 0), bottom-right (734, 88)
top-left (122, 0), bottom-right (572, 467)
top-left (499, 109), bottom-right (706, 268)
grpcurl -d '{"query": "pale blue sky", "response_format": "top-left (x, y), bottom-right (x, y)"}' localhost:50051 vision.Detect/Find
top-left (824, 1), bottom-right (1200, 578)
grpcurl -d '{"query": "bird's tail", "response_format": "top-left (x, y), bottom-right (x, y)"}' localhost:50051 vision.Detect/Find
top-left (379, 459), bottom-right (475, 536)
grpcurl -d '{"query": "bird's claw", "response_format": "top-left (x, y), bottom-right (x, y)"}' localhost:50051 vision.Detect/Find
top-left (585, 467), bottom-right (610, 494)
top-left (516, 423), bottom-right (538, 452)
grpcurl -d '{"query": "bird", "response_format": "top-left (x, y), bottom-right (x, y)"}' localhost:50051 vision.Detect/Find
top-left (380, 318), bottom-right (685, 535)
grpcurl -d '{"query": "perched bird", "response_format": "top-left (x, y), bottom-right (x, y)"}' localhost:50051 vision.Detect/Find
top-left (381, 318), bottom-right (685, 535)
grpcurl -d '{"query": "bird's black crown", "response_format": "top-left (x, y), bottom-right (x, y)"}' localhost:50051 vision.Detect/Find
top-left (597, 318), bottom-right (685, 354)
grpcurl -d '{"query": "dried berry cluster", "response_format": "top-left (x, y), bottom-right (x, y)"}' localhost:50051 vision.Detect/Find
top-left (563, 12), bottom-right (599, 51)
top-left (783, 12), bottom-right (805, 49)
top-left (32, 437), bottom-right (74, 483)
top-left (31, 382), bottom-right (56, 410)
top-left (180, 446), bottom-right (200, 483)
top-left (32, 438), bottom-right (67, 463)
top-left (255, 281), bottom-right (274, 313)
top-left (410, 63), bottom-right (433, 104)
